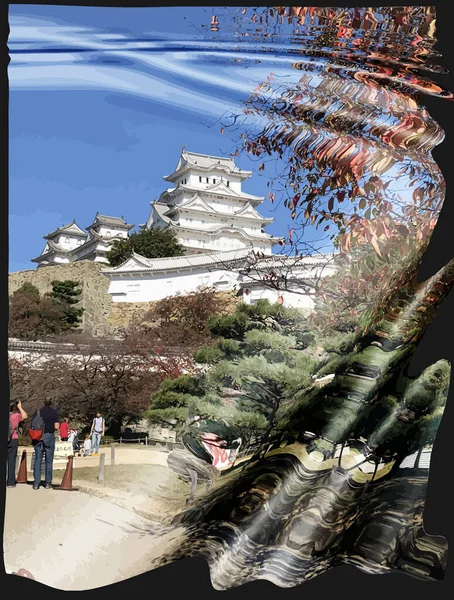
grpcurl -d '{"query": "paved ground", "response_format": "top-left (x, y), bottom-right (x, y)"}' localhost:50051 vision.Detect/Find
top-left (4, 483), bottom-right (185, 590)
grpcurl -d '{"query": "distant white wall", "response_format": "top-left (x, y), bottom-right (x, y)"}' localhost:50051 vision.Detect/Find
top-left (185, 170), bottom-right (242, 193)
top-left (108, 267), bottom-right (240, 302)
top-left (53, 256), bottom-right (71, 264)
top-left (57, 235), bottom-right (84, 251)
top-left (177, 232), bottom-right (253, 253)
top-left (97, 226), bottom-right (127, 239)
top-left (242, 286), bottom-right (316, 311)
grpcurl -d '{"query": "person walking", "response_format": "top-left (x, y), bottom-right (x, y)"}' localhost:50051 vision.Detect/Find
top-left (7, 401), bottom-right (27, 488)
top-left (90, 412), bottom-right (105, 455)
top-left (60, 418), bottom-right (69, 441)
top-left (32, 398), bottom-right (60, 490)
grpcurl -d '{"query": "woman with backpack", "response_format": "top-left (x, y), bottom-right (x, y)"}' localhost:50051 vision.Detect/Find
top-left (7, 401), bottom-right (28, 488)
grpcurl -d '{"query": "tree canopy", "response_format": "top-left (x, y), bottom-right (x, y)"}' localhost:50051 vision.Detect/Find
top-left (9, 280), bottom-right (84, 340)
top-left (106, 227), bottom-right (185, 267)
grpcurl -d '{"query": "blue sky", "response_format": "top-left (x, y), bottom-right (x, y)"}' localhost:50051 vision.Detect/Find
top-left (8, 5), bottom-right (296, 272)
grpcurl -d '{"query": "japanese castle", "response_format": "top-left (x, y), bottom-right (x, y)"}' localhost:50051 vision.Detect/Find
top-left (143, 149), bottom-right (278, 255)
top-left (31, 148), bottom-right (334, 309)
top-left (32, 213), bottom-right (133, 266)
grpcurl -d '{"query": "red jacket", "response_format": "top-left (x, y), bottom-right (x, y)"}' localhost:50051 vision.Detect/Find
top-left (60, 422), bottom-right (69, 438)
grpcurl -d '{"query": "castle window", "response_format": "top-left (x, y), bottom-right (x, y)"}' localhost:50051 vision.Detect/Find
top-left (199, 176), bottom-right (202, 182)
top-left (184, 179), bottom-right (187, 184)
top-left (206, 177), bottom-right (209, 183)
top-left (226, 181), bottom-right (230, 187)
top-left (213, 179), bottom-right (216, 184)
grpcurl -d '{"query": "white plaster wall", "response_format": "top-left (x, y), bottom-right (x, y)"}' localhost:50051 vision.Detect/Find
top-left (178, 233), bottom-right (253, 253)
top-left (185, 170), bottom-right (242, 193)
top-left (57, 235), bottom-right (84, 251)
top-left (97, 226), bottom-right (127, 239)
top-left (205, 196), bottom-right (244, 214)
top-left (53, 256), bottom-right (71, 264)
top-left (242, 286), bottom-right (315, 312)
top-left (147, 209), bottom-right (167, 230)
top-left (108, 267), bottom-right (240, 302)
top-left (226, 174), bottom-right (242, 193)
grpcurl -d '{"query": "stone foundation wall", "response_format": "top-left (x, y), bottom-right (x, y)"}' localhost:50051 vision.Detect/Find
top-left (9, 262), bottom-right (113, 336)
top-left (9, 264), bottom-right (240, 336)
top-left (107, 302), bottom-right (156, 332)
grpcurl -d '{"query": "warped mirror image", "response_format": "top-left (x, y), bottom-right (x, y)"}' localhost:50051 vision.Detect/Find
top-left (5, 5), bottom-right (453, 591)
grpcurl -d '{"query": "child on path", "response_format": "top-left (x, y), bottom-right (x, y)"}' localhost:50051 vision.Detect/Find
top-left (83, 434), bottom-right (92, 457)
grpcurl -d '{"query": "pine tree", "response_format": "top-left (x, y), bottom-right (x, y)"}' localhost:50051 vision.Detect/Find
top-left (106, 227), bottom-right (185, 267)
top-left (50, 280), bottom-right (84, 329)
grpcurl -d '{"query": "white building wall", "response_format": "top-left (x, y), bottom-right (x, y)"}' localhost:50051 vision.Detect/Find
top-left (178, 212), bottom-right (264, 237)
top-left (179, 233), bottom-right (253, 253)
top-left (184, 171), bottom-right (243, 193)
top-left (108, 268), bottom-right (240, 303)
top-left (53, 255), bottom-right (71, 264)
top-left (204, 196), bottom-right (245, 214)
top-left (56, 235), bottom-right (84, 251)
top-left (96, 226), bottom-right (128, 239)
top-left (242, 286), bottom-right (316, 312)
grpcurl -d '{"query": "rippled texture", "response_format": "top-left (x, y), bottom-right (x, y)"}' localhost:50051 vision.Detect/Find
top-left (8, 5), bottom-right (454, 590)
top-left (153, 7), bottom-right (454, 589)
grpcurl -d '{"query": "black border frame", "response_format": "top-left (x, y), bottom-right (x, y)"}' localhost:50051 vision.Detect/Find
top-left (1, 2), bottom-right (453, 598)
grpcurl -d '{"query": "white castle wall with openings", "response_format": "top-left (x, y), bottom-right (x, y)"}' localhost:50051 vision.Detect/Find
top-left (31, 148), bottom-right (336, 308)
top-left (104, 248), bottom-right (335, 309)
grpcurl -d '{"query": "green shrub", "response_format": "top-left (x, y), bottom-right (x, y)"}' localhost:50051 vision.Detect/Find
top-left (217, 337), bottom-right (242, 358)
top-left (194, 346), bottom-right (223, 364)
top-left (207, 313), bottom-right (248, 339)
top-left (159, 374), bottom-right (205, 396)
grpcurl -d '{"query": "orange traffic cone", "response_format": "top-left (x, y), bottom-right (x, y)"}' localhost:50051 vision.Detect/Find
top-left (56, 456), bottom-right (79, 491)
top-left (16, 450), bottom-right (28, 484)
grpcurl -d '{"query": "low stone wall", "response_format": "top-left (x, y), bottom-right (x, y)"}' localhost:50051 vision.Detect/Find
top-left (9, 264), bottom-right (240, 336)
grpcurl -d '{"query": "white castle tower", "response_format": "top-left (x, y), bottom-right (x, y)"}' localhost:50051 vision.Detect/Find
top-left (31, 214), bottom-right (134, 267)
top-left (143, 148), bottom-right (278, 255)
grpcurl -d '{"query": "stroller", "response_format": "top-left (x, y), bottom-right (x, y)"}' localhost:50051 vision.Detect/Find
top-left (69, 429), bottom-right (82, 457)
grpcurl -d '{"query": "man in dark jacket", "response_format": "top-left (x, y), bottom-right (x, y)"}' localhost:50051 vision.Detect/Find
top-left (32, 398), bottom-right (60, 490)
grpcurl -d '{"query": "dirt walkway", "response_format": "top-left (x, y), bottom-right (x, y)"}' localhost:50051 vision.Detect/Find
top-left (4, 484), bottom-right (185, 590)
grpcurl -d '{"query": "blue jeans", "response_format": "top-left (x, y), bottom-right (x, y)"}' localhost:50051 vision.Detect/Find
top-left (33, 433), bottom-right (55, 486)
top-left (91, 432), bottom-right (101, 454)
top-left (7, 439), bottom-right (19, 486)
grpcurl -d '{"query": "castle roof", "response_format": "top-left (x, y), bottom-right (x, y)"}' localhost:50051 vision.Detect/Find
top-left (103, 248), bottom-right (252, 274)
top-left (103, 249), bottom-right (334, 277)
top-left (164, 149), bottom-right (252, 183)
top-left (87, 213), bottom-right (134, 230)
top-left (43, 221), bottom-right (87, 240)
top-left (154, 196), bottom-right (273, 224)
